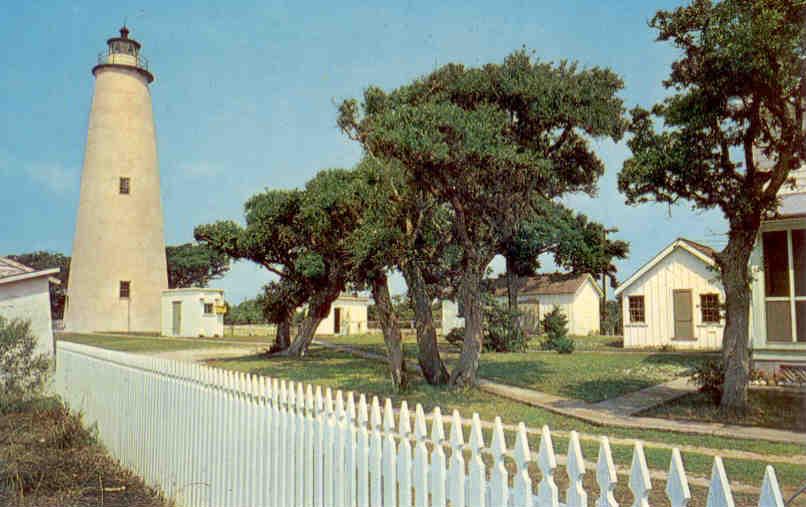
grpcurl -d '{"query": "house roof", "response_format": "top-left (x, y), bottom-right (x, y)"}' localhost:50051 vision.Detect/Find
top-left (0, 257), bottom-right (60, 286)
top-left (770, 192), bottom-right (806, 220)
top-left (488, 272), bottom-right (602, 298)
top-left (677, 238), bottom-right (717, 261)
top-left (614, 238), bottom-right (717, 297)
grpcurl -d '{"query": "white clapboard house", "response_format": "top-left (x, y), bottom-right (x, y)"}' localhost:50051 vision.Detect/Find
top-left (614, 239), bottom-right (724, 350)
top-left (0, 257), bottom-right (59, 357)
top-left (749, 166), bottom-right (806, 372)
top-left (443, 272), bottom-right (602, 336)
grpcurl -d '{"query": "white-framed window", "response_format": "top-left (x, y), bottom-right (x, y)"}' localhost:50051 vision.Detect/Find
top-left (203, 303), bottom-right (214, 315)
top-left (628, 295), bottom-right (645, 323)
top-left (700, 293), bottom-right (721, 323)
top-left (762, 228), bottom-right (806, 343)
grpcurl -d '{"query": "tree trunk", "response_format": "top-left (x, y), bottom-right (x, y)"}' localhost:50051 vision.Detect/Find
top-left (268, 316), bottom-right (292, 354)
top-left (716, 227), bottom-right (758, 414)
top-left (401, 263), bottom-right (449, 385)
top-left (449, 263), bottom-right (484, 387)
top-left (505, 256), bottom-right (519, 312)
top-left (371, 273), bottom-right (408, 391)
top-left (285, 286), bottom-right (340, 357)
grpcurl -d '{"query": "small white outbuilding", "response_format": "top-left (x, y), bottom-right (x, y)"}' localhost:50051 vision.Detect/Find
top-left (316, 293), bottom-right (371, 335)
top-left (442, 272), bottom-right (603, 336)
top-left (161, 288), bottom-right (225, 338)
top-left (0, 257), bottom-right (59, 357)
top-left (614, 238), bottom-right (724, 349)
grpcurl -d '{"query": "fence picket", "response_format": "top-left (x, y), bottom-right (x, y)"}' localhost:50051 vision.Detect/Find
top-left (538, 425), bottom-right (559, 507)
top-left (706, 457), bottom-right (735, 507)
top-left (430, 407), bottom-right (447, 507)
top-left (489, 417), bottom-right (509, 507)
top-left (467, 414), bottom-right (486, 507)
top-left (759, 466), bottom-right (784, 507)
top-left (413, 404), bottom-right (429, 507)
top-left (514, 422), bottom-right (534, 506)
top-left (629, 442), bottom-right (652, 507)
top-left (397, 402), bottom-right (413, 507)
top-left (666, 448), bottom-right (691, 507)
top-left (448, 410), bottom-right (466, 507)
top-left (383, 398), bottom-right (398, 507)
top-left (596, 437), bottom-right (619, 507)
top-left (357, 394), bottom-right (371, 507)
top-left (566, 431), bottom-right (587, 507)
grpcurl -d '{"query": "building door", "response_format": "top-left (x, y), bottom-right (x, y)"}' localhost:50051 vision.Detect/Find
top-left (172, 301), bottom-right (182, 336)
top-left (334, 308), bottom-right (341, 335)
top-left (673, 290), bottom-right (694, 339)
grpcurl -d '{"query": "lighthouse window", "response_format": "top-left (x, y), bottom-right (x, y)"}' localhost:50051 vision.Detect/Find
top-left (119, 177), bottom-right (130, 194)
top-left (119, 281), bottom-right (130, 299)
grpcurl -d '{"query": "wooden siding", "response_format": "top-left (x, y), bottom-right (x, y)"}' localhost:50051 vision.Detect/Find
top-left (621, 247), bottom-right (724, 349)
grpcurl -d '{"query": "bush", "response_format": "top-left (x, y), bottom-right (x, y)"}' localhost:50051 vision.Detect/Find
top-left (0, 317), bottom-right (52, 413)
top-left (540, 307), bottom-right (574, 354)
top-left (690, 360), bottom-right (724, 404)
top-left (482, 300), bottom-right (527, 353)
top-left (445, 327), bottom-right (465, 348)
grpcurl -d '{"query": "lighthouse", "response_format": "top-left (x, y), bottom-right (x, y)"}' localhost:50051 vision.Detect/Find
top-left (64, 27), bottom-right (168, 333)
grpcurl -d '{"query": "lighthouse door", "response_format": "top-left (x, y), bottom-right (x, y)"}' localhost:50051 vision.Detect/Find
top-left (172, 301), bottom-right (182, 336)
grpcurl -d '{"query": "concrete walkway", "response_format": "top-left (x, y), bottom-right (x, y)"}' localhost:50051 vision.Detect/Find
top-left (314, 339), bottom-right (806, 445)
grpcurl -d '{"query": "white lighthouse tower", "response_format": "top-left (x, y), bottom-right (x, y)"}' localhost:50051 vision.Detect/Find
top-left (64, 27), bottom-right (168, 333)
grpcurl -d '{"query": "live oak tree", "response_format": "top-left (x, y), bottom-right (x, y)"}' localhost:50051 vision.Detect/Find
top-left (618, 0), bottom-right (805, 411)
top-left (342, 50), bottom-right (625, 385)
top-left (165, 242), bottom-right (230, 289)
top-left (194, 189), bottom-right (317, 354)
top-left (347, 158), bottom-right (459, 386)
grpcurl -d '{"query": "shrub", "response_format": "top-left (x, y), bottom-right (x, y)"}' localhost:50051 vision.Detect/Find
top-left (482, 300), bottom-right (527, 353)
top-left (541, 307), bottom-right (574, 354)
top-left (690, 359), bottom-right (724, 404)
top-left (444, 327), bottom-right (465, 348)
top-left (0, 317), bottom-right (52, 413)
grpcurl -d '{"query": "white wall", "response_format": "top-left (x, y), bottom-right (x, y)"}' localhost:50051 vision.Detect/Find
top-left (316, 298), bottom-right (370, 335)
top-left (161, 289), bottom-right (224, 338)
top-left (620, 247), bottom-right (724, 349)
top-left (441, 300), bottom-right (464, 335)
top-left (570, 280), bottom-right (601, 336)
top-left (0, 276), bottom-right (54, 357)
top-left (491, 280), bottom-right (600, 336)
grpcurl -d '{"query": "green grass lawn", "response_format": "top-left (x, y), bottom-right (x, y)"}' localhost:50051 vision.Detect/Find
top-left (642, 389), bottom-right (806, 432)
top-left (58, 332), bottom-right (236, 353)
top-left (320, 333), bottom-right (710, 402)
top-left (206, 345), bottom-right (806, 502)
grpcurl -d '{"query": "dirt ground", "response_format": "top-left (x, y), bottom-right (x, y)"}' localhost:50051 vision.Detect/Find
top-left (0, 397), bottom-right (169, 507)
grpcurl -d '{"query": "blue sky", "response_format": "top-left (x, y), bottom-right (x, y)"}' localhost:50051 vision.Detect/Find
top-left (0, 1), bottom-right (726, 303)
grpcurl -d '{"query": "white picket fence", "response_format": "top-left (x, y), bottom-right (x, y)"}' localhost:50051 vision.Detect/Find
top-left (52, 340), bottom-right (787, 507)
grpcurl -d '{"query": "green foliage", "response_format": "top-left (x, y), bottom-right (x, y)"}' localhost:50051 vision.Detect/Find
top-left (444, 327), bottom-right (465, 348)
top-left (691, 360), bottom-right (726, 405)
top-left (482, 298), bottom-right (528, 353)
top-left (7, 251), bottom-right (69, 320)
top-left (600, 299), bottom-right (622, 336)
top-left (541, 307), bottom-right (574, 354)
top-left (165, 242), bottom-right (230, 289)
top-left (224, 298), bottom-right (265, 325)
top-left (0, 317), bottom-right (52, 412)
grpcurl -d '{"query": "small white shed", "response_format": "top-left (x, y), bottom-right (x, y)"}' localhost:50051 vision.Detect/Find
top-left (0, 257), bottom-right (58, 357)
top-left (615, 238), bottom-right (724, 349)
top-left (442, 272), bottom-right (603, 336)
top-left (161, 288), bottom-right (225, 338)
top-left (316, 293), bottom-right (371, 336)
